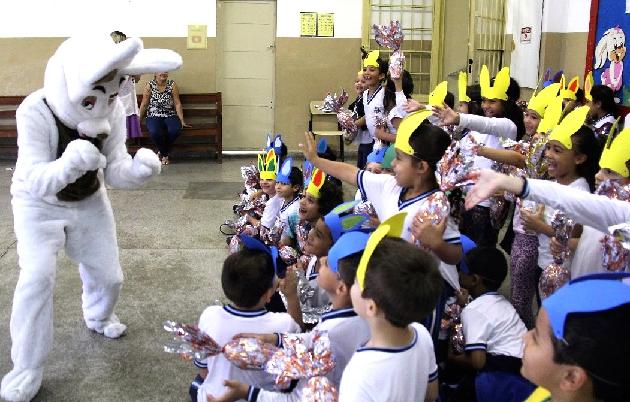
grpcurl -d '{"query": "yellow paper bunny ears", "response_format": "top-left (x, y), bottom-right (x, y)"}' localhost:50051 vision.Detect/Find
top-left (428, 81), bottom-right (448, 107)
top-left (356, 212), bottom-right (407, 290)
top-left (363, 50), bottom-right (380, 69)
top-left (548, 105), bottom-right (589, 149)
top-left (528, 83), bottom-right (561, 118)
top-left (584, 71), bottom-right (594, 102)
top-left (559, 75), bottom-right (580, 100)
top-left (258, 149), bottom-right (278, 180)
top-left (480, 65), bottom-right (510, 101)
top-left (394, 110), bottom-right (432, 156)
top-left (459, 71), bottom-right (471, 102)
top-left (600, 120), bottom-right (630, 177)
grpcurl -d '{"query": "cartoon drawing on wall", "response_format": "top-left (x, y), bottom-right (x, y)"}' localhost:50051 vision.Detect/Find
top-left (594, 26), bottom-right (626, 102)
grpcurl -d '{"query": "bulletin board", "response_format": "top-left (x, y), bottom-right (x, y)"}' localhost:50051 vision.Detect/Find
top-left (586, 0), bottom-right (630, 113)
top-left (300, 12), bottom-right (335, 37)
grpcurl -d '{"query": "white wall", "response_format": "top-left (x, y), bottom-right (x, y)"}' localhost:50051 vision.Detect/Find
top-left (0, 0), bottom-right (217, 38)
top-left (276, 0), bottom-right (362, 38)
top-left (542, 0), bottom-right (591, 33)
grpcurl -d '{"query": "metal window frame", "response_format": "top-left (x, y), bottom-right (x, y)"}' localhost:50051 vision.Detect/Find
top-left (468, 0), bottom-right (507, 84)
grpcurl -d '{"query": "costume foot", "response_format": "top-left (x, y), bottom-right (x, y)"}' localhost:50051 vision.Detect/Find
top-left (0, 367), bottom-right (43, 402)
top-left (86, 314), bottom-right (127, 338)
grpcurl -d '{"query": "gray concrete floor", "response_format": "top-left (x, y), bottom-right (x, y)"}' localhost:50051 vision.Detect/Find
top-left (0, 158), bottom-right (260, 402)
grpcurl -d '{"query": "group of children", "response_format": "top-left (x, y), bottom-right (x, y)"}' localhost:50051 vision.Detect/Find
top-left (187, 49), bottom-right (630, 402)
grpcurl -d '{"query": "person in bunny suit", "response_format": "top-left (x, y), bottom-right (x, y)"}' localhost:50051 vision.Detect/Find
top-left (0, 35), bottom-right (182, 402)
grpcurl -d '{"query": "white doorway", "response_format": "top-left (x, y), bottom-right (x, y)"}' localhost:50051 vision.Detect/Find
top-left (217, 0), bottom-right (276, 150)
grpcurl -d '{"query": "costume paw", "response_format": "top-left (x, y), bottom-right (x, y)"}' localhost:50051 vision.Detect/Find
top-left (62, 139), bottom-right (107, 172)
top-left (0, 367), bottom-right (43, 402)
top-left (86, 314), bottom-right (127, 338)
top-left (131, 148), bottom-right (161, 178)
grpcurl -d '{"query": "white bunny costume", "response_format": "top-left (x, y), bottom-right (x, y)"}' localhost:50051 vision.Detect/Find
top-left (1, 35), bottom-right (181, 402)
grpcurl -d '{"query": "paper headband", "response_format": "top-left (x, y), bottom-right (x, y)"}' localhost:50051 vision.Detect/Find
top-left (258, 149), bottom-right (278, 180)
top-left (305, 168), bottom-right (326, 198)
top-left (265, 134), bottom-right (284, 155)
top-left (458, 71), bottom-right (470, 103)
top-left (394, 110), bottom-right (432, 156)
top-left (363, 50), bottom-right (380, 69)
top-left (457, 235), bottom-right (477, 275)
top-left (528, 83), bottom-right (561, 118)
top-left (356, 212), bottom-right (406, 290)
top-left (559, 75), bottom-right (579, 101)
top-left (584, 71), bottom-right (594, 102)
top-left (327, 231), bottom-right (370, 273)
top-left (480, 65), bottom-right (510, 101)
top-left (544, 272), bottom-right (630, 341)
top-left (275, 157), bottom-right (293, 185)
top-left (428, 81), bottom-right (448, 107)
top-left (366, 147), bottom-right (387, 164)
top-left (548, 105), bottom-right (589, 149)
top-left (537, 95), bottom-right (564, 134)
top-left (323, 200), bottom-right (369, 243)
top-left (600, 120), bottom-right (630, 177)
top-left (239, 234), bottom-right (284, 277)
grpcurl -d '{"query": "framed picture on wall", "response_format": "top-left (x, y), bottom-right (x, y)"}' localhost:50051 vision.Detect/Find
top-left (586, 0), bottom-right (630, 115)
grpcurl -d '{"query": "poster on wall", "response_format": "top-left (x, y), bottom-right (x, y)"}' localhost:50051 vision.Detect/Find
top-left (586, 0), bottom-right (629, 112)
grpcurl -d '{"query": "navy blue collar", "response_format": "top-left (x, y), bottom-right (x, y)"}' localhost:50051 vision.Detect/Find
top-left (357, 327), bottom-right (418, 353)
top-left (366, 85), bottom-right (383, 105)
top-left (223, 305), bottom-right (268, 318)
top-left (398, 188), bottom-right (439, 210)
top-left (281, 196), bottom-right (300, 213)
top-left (320, 307), bottom-right (357, 322)
top-left (478, 291), bottom-right (500, 298)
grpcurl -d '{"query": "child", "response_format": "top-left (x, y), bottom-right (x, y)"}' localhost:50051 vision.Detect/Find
top-left (431, 66), bottom-right (525, 247)
top-left (204, 231), bottom-right (373, 402)
top-left (374, 70), bottom-right (414, 146)
top-left (518, 106), bottom-right (601, 300)
top-left (348, 70), bottom-right (370, 165)
top-left (280, 169), bottom-right (343, 259)
top-left (452, 246), bottom-right (535, 402)
top-left (284, 201), bottom-right (368, 328)
top-left (570, 125), bottom-right (630, 278)
top-left (339, 213), bottom-right (443, 401)
top-left (356, 49), bottom-right (388, 169)
top-left (192, 236), bottom-right (300, 402)
top-left (475, 82), bottom-right (561, 327)
top-left (588, 84), bottom-right (617, 146)
top-left (521, 273), bottom-right (630, 401)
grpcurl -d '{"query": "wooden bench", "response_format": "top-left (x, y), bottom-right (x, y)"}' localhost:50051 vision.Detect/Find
top-left (0, 93), bottom-right (223, 163)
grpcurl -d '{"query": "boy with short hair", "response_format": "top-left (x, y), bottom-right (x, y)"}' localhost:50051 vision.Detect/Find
top-left (452, 246), bottom-right (535, 402)
top-left (191, 237), bottom-right (300, 402)
top-left (339, 213), bottom-right (443, 402)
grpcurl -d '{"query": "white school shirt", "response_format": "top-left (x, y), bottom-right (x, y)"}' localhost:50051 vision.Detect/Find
top-left (458, 114), bottom-right (518, 141)
top-left (524, 178), bottom-right (630, 233)
top-left (571, 226), bottom-right (605, 279)
top-left (356, 170), bottom-right (462, 289)
top-left (261, 195), bottom-right (283, 229)
top-left (195, 305), bottom-right (300, 402)
top-left (252, 312), bottom-right (370, 402)
top-left (339, 322), bottom-right (438, 402)
top-left (118, 77), bottom-right (139, 116)
top-left (279, 196), bottom-right (300, 229)
top-left (461, 292), bottom-right (527, 358)
top-left (537, 178), bottom-right (590, 269)
top-left (363, 85), bottom-right (385, 142)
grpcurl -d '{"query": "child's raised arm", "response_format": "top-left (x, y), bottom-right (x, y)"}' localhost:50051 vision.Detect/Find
top-left (477, 146), bottom-right (526, 169)
top-left (301, 132), bottom-right (359, 186)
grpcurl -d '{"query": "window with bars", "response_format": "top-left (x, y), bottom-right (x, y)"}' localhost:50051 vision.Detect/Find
top-left (362, 0), bottom-right (443, 99)
top-left (468, 0), bottom-right (507, 83)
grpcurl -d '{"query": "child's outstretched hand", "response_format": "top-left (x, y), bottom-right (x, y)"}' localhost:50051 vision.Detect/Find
top-left (433, 103), bottom-right (460, 126)
top-left (465, 170), bottom-right (509, 210)
top-left (300, 131), bottom-right (318, 162)
top-left (411, 216), bottom-right (447, 250)
top-left (403, 99), bottom-right (423, 113)
top-left (206, 380), bottom-right (249, 402)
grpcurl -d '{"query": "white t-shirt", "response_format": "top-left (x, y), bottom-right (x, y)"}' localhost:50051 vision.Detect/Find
top-left (461, 292), bottom-right (527, 358)
top-left (571, 225), bottom-right (605, 279)
top-left (357, 170), bottom-right (462, 289)
top-left (537, 178), bottom-right (590, 268)
top-left (253, 311), bottom-right (370, 402)
top-left (279, 196), bottom-right (300, 229)
top-left (118, 77), bottom-right (139, 116)
top-left (196, 305), bottom-right (300, 401)
top-left (261, 195), bottom-right (283, 229)
top-left (363, 85), bottom-right (385, 142)
top-left (339, 322), bottom-right (438, 402)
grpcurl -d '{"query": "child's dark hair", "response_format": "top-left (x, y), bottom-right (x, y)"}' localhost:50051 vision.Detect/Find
top-left (464, 246), bottom-right (507, 291)
top-left (288, 166), bottom-right (303, 189)
top-left (444, 91), bottom-right (455, 109)
top-left (465, 84), bottom-right (484, 116)
top-left (337, 252), bottom-right (362, 289)
top-left (551, 303), bottom-right (630, 402)
top-left (318, 178), bottom-right (344, 216)
top-left (571, 126), bottom-right (602, 192)
top-left (591, 85), bottom-right (618, 117)
top-left (384, 70), bottom-right (414, 113)
top-left (318, 145), bottom-right (337, 161)
top-left (222, 248), bottom-right (275, 308)
top-left (278, 143), bottom-right (289, 162)
top-left (362, 237), bottom-right (443, 327)
top-left (408, 121), bottom-right (451, 187)
top-left (360, 46), bottom-right (388, 76)
top-left (489, 77), bottom-right (526, 141)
